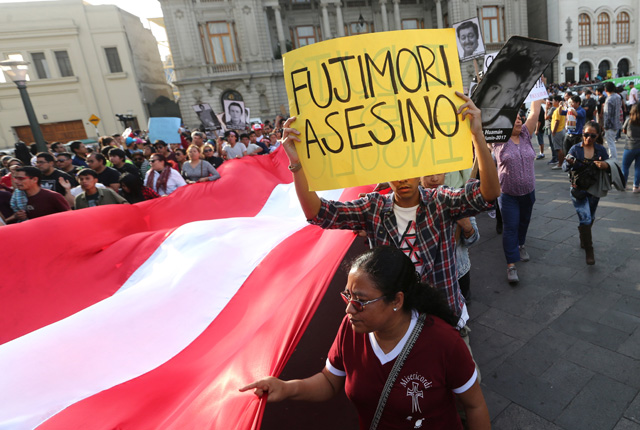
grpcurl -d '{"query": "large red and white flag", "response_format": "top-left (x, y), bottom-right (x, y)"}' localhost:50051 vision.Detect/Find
top-left (0, 149), bottom-right (370, 430)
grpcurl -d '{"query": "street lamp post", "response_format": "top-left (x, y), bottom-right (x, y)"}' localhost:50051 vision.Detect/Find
top-left (0, 60), bottom-right (47, 154)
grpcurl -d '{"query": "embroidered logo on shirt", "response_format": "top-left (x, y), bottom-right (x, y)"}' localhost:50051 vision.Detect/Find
top-left (399, 221), bottom-right (423, 273)
top-left (400, 373), bottom-right (432, 413)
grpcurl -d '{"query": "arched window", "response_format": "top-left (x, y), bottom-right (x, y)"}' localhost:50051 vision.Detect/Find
top-left (617, 11), bottom-right (630, 44)
top-left (597, 13), bottom-right (610, 45)
top-left (579, 14), bottom-right (591, 46)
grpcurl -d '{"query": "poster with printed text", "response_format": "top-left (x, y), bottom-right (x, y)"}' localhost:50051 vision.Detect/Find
top-left (283, 29), bottom-right (471, 191)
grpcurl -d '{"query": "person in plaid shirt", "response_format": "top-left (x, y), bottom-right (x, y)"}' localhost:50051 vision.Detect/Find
top-left (280, 92), bottom-right (500, 335)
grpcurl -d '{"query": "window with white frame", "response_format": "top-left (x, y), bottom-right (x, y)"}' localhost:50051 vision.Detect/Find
top-left (481, 6), bottom-right (504, 43)
top-left (616, 11), bottom-right (630, 44)
top-left (296, 26), bottom-right (316, 47)
top-left (205, 22), bottom-right (237, 64)
top-left (579, 13), bottom-right (591, 46)
top-left (597, 12), bottom-right (610, 45)
top-left (54, 50), bottom-right (74, 77)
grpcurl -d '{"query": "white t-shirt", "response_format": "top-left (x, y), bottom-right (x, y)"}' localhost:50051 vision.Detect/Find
top-left (393, 204), bottom-right (423, 275)
top-left (223, 142), bottom-right (247, 159)
top-left (245, 143), bottom-right (262, 155)
top-left (628, 87), bottom-right (638, 105)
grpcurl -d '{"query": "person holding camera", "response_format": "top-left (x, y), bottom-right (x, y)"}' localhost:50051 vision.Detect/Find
top-left (562, 120), bottom-right (610, 265)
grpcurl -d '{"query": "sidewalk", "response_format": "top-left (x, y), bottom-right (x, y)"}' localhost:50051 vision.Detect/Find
top-left (471, 138), bottom-right (640, 430)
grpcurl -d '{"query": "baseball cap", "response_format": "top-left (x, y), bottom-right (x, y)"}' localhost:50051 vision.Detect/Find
top-left (252, 124), bottom-right (263, 131)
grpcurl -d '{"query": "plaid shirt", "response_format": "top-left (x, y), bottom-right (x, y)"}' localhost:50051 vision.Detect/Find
top-left (310, 179), bottom-right (491, 318)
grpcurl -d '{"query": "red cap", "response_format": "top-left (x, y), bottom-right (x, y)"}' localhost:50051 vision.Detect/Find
top-left (252, 124), bottom-right (263, 131)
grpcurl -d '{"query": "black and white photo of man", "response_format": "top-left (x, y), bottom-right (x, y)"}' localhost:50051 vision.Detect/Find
top-left (224, 100), bottom-right (246, 130)
top-left (192, 103), bottom-right (222, 130)
top-left (454, 18), bottom-right (485, 61)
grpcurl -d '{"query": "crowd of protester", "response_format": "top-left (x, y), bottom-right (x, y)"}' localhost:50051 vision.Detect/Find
top-left (0, 115), bottom-right (288, 224)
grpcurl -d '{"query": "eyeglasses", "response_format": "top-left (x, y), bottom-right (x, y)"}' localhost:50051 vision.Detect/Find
top-left (583, 133), bottom-right (598, 139)
top-left (340, 291), bottom-right (385, 312)
top-left (56, 159), bottom-right (68, 163)
top-left (150, 159), bottom-right (161, 163)
top-left (203, 149), bottom-right (213, 153)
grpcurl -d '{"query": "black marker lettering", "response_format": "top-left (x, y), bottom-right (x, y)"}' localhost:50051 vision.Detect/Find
top-left (396, 48), bottom-right (422, 93)
top-left (357, 55), bottom-right (369, 99)
top-left (434, 95), bottom-right (459, 137)
top-left (345, 105), bottom-right (372, 150)
top-left (416, 45), bottom-right (446, 91)
top-left (307, 64), bottom-right (333, 109)
top-left (322, 112), bottom-right (345, 153)
top-left (405, 97), bottom-right (435, 142)
top-left (365, 50), bottom-right (398, 97)
top-left (398, 99), bottom-right (408, 142)
top-left (368, 101), bottom-right (396, 145)
top-left (305, 119), bottom-right (326, 158)
top-left (439, 45), bottom-right (452, 88)
top-left (291, 67), bottom-right (308, 115)
top-left (328, 56), bottom-right (355, 103)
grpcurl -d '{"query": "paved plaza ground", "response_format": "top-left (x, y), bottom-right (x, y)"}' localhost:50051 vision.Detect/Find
top-left (262, 138), bottom-right (640, 430)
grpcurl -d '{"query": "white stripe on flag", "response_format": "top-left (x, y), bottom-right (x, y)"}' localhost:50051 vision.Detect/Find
top-left (0, 184), bottom-right (342, 430)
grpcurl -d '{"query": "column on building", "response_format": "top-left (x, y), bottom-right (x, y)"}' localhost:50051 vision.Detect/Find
top-left (335, 1), bottom-right (345, 37)
top-left (265, 1), bottom-right (287, 54)
top-left (380, 0), bottom-right (390, 32)
top-left (434, 0), bottom-right (443, 29)
top-left (321, 2), bottom-right (332, 39)
top-left (392, 0), bottom-right (401, 30)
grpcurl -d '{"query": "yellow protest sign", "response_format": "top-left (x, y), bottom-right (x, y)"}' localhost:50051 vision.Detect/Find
top-left (89, 115), bottom-right (101, 126)
top-left (283, 29), bottom-right (472, 191)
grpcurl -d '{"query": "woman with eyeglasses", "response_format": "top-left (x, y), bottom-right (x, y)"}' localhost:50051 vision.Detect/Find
top-left (562, 120), bottom-right (610, 265)
top-left (144, 153), bottom-right (186, 196)
top-left (492, 99), bottom-right (543, 285)
top-left (203, 143), bottom-right (224, 169)
top-left (174, 148), bottom-right (187, 173)
top-left (181, 145), bottom-right (220, 184)
top-left (241, 247), bottom-right (490, 430)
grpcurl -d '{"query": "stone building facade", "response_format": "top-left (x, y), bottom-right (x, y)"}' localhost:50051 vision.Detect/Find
top-left (159, 0), bottom-right (530, 130)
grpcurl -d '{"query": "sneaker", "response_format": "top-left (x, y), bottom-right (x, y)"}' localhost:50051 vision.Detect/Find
top-left (634, 186), bottom-right (640, 194)
top-left (547, 159), bottom-right (558, 165)
top-left (551, 165), bottom-right (562, 170)
top-left (507, 266), bottom-right (519, 284)
top-left (487, 210), bottom-right (496, 219)
top-left (519, 245), bottom-right (530, 262)
top-left (536, 154), bottom-right (545, 159)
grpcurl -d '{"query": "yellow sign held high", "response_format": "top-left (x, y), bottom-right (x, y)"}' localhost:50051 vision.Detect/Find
top-left (89, 115), bottom-right (101, 126)
top-left (283, 29), bottom-right (472, 191)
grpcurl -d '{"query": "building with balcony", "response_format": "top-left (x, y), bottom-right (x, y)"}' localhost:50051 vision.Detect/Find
top-left (0, 0), bottom-right (174, 149)
top-left (159, 0), bottom-right (530, 130)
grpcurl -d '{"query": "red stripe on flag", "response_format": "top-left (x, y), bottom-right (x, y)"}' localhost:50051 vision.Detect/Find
top-left (36, 226), bottom-right (357, 430)
top-left (0, 150), bottom-right (293, 345)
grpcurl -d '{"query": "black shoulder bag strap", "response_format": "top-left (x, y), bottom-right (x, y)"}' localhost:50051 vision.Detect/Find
top-left (369, 313), bottom-right (426, 430)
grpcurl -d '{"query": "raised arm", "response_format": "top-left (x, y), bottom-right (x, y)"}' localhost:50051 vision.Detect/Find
top-left (525, 99), bottom-right (543, 136)
top-left (281, 117), bottom-right (322, 220)
top-left (239, 368), bottom-right (344, 403)
top-left (456, 91), bottom-right (501, 202)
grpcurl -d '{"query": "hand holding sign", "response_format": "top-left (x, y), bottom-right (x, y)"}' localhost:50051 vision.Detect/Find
top-left (281, 116), bottom-right (302, 164)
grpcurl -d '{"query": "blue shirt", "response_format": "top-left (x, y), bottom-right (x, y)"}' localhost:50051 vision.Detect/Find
top-left (562, 107), bottom-right (587, 135)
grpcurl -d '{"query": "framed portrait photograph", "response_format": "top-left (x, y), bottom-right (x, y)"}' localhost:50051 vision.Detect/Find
top-left (453, 17), bottom-right (485, 62)
top-left (223, 100), bottom-right (246, 130)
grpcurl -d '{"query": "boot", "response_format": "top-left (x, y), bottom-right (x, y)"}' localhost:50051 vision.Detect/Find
top-left (579, 225), bottom-right (595, 265)
top-left (578, 226), bottom-right (584, 249)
